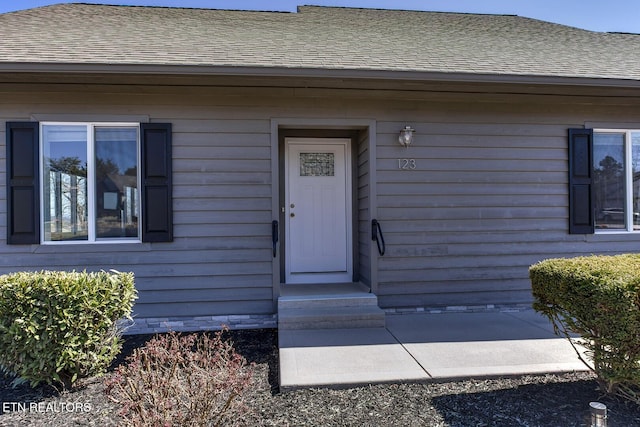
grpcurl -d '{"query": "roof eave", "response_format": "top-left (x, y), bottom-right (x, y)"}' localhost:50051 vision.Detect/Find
top-left (1, 62), bottom-right (640, 89)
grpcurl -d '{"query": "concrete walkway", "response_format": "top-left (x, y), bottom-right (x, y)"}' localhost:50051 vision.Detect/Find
top-left (279, 309), bottom-right (590, 390)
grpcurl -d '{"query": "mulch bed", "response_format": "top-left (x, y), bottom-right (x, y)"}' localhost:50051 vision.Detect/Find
top-left (1, 329), bottom-right (640, 426)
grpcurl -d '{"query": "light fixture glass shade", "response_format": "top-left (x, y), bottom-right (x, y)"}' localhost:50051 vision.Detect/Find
top-left (399, 126), bottom-right (414, 147)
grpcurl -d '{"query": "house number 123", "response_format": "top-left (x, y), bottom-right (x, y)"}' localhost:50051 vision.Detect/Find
top-left (398, 159), bottom-right (417, 170)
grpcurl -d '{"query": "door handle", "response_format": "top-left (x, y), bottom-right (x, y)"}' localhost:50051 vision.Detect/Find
top-left (371, 219), bottom-right (385, 256)
top-left (272, 220), bottom-right (279, 258)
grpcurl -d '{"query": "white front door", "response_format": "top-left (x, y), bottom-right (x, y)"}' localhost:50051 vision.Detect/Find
top-left (285, 138), bottom-right (352, 284)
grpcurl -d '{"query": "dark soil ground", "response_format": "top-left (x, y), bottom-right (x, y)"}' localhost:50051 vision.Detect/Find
top-left (1, 329), bottom-right (640, 426)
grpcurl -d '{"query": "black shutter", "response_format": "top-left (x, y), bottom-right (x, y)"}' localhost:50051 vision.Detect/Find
top-left (6, 122), bottom-right (40, 244)
top-left (568, 128), bottom-right (594, 234)
top-left (140, 123), bottom-right (173, 242)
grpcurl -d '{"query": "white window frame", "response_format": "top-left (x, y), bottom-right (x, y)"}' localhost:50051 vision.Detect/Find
top-left (39, 122), bottom-right (142, 244)
top-left (594, 128), bottom-right (640, 233)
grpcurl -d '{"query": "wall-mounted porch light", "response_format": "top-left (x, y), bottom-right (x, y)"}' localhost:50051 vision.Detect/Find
top-left (398, 126), bottom-right (414, 147)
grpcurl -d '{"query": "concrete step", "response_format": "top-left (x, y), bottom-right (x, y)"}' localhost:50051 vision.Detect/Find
top-left (278, 305), bottom-right (386, 330)
top-left (277, 283), bottom-right (386, 330)
top-left (278, 293), bottom-right (379, 310)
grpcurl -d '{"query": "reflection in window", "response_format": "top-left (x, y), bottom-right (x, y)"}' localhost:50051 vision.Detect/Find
top-left (594, 131), bottom-right (640, 231)
top-left (95, 128), bottom-right (139, 238)
top-left (594, 133), bottom-right (625, 230)
top-left (42, 125), bottom-right (88, 241)
top-left (300, 153), bottom-right (335, 176)
top-left (41, 123), bottom-right (139, 243)
top-left (633, 132), bottom-right (640, 231)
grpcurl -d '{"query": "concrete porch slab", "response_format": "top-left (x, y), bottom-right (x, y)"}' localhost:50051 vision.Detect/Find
top-left (385, 311), bottom-right (590, 380)
top-left (385, 310), bottom-right (559, 343)
top-left (399, 339), bottom-right (588, 379)
top-left (279, 327), bottom-right (430, 390)
top-left (278, 310), bottom-right (591, 390)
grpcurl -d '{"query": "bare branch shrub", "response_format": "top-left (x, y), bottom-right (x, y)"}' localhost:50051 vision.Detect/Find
top-left (105, 329), bottom-right (254, 426)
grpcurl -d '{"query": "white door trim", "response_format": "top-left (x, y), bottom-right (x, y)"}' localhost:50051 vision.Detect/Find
top-left (284, 137), bottom-right (352, 284)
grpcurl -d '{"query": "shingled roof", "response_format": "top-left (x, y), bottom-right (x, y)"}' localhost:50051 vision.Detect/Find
top-left (1, 3), bottom-right (639, 84)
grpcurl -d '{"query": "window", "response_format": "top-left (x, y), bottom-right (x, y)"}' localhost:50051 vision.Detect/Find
top-left (42, 123), bottom-right (140, 242)
top-left (593, 130), bottom-right (640, 232)
top-left (6, 121), bottom-right (172, 245)
top-left (299, 153), bottom-right (335, 176)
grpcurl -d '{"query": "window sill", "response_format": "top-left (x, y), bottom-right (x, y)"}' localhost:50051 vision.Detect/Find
top-left (595, 230), bottom-right (640, 234)
top-left (40, 239), bottom-right (142, 245)
top-left (33, 242), bottom-right (151, 253)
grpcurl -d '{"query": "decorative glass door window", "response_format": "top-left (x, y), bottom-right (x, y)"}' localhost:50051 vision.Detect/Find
top-left (42, 123), bottom-right (140, 243)
top-left (299, 153), bottom-right (335, 176)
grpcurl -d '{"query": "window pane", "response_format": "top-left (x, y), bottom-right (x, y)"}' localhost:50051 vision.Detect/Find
top-left (633, 132), bottom-right (640, 230)
top-left (42, 125), bottom-right (88, 241)
top-left (594, 133), bottom-right (626, 230)
top-left (95, 127), bottom-right (139, 238)
top-left (300, 153), bottom-right (335, 176)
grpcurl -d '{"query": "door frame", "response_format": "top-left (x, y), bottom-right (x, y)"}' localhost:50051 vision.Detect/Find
top-left (270, 119), bottom-right (379, 306)
top-left (284, 137), bottom-right (353, 284)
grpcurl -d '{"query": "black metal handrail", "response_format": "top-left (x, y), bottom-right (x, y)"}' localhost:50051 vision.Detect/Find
top-left (272, 220), bottom-right (279, 258)
top-left (371, 219), bottom-right (385, 256)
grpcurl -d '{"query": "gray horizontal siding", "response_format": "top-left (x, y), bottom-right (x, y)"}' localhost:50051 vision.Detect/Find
top-left (357, 129), bottom-right (371, 286)
top-left (134, 301), bottom-right (273, 318)
top-left (375, 106), bottom-right (640, 307)
top-left (379, 289), bottom-right (535, 308)
top-left (0, 89), bottom-right (275, 319)
top-left (2, 81), bottom-right (640, 318)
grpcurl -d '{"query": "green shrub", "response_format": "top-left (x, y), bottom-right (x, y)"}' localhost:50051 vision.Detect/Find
top-left (0, 270), bottom-right (136, 389)
top-left (105, 330), bottom-right (254, 427)
top-left (530, 254), bottom-right (640, 404)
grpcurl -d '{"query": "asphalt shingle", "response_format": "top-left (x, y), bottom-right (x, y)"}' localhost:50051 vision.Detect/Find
top-left (1, 3), bottom-right (639, 81)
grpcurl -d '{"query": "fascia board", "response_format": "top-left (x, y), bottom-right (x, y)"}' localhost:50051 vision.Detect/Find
top-left (1, 62), bottom-right (640, 89)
